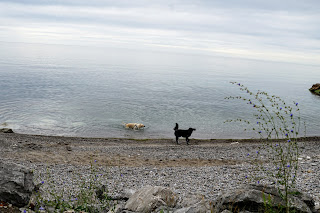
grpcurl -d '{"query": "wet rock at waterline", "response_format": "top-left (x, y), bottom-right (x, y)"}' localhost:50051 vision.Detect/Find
top-left (309, 83), bottom-right (320, 96)
top-left (0, 128), bottom-right (14, 133)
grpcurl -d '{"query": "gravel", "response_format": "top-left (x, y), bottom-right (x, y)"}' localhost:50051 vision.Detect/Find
top-left (1, 133), bottom-right (319, 207)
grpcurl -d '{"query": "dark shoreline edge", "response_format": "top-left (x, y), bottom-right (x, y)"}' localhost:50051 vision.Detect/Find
top-left (2, 132), bottom-right (320, 145)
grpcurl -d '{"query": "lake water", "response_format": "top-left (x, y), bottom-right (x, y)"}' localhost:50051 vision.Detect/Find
top-left (0, 42), bottom-right (319, 139)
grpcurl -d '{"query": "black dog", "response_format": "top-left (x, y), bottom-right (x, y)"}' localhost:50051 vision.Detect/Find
top-left (173, 123), bottom-right (196, 145)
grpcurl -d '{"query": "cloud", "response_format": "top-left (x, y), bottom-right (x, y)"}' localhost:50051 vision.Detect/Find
top-left (0, 1), bottom-right (319, 64)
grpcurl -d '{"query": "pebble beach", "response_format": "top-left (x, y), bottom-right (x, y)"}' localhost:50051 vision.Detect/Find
top-left (1, 133), bottom-right (319, 208)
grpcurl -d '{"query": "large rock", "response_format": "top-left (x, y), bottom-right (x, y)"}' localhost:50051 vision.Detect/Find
top-left (125, 186), bottom-right (178, 213)
top-left (173, 200), bottom-right (213, 213)
top-left (173, 194), bottom-right (213, 213)
top-left (214, 184), bottom-right (316, 213)
top-left (309, 83), bottom-right (320, 96)
top-left (0, 161), bottom-right (35, 207)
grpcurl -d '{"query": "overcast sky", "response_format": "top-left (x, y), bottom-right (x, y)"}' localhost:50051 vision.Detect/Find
top-left (0, 0), bottom-right (319, 64)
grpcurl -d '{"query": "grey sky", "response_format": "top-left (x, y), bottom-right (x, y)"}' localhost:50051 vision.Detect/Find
top-left (0, 0), bottom-right (319, 64)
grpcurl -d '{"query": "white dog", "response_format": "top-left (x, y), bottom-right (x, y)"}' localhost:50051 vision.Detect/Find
top-left (124, 123), bottom-right (145, 130)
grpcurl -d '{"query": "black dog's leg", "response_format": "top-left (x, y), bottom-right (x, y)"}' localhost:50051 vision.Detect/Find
top-left (176, 136), bottom-right (179, 144)
top-left (186, 137), bottom-right (189, 145)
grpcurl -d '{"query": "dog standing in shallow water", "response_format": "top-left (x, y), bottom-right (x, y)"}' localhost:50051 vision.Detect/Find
top-left (124, 123), bottom-right (145, 130)
top-left (173, 123), bottom-right (196, 145)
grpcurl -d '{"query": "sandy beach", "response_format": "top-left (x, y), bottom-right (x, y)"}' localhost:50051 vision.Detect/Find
top-left (1, 132), bottom-right (320, 208)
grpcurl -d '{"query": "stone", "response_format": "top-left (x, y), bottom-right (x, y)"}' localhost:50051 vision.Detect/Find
top-left (309, 83), bottom-right (320, 96)
top-left (66, 145), bottom-right (72, 151)
top-left (0, 128), bottom-right (14, 133)
top-left (214, 184), bottom-right (316, 213)
top-left (125, 186), bottom-right (178, 213)
top-left (123, 188), bottom-right (136, 199)
top-left (220, 210), bottom-right (232, 213)
top-left (230, 142), bottom-right (239, 145)
top-left (315, 202), bottom-right (320, 212)
top-left (155, 206), bottom-right (176, 213)
top-left (177, 194), bottom-right (203, 208)
top-left (173, 193), bottom-right (215, 213)
top-left (173, 200), bottom-right (213, 213)
top-left (107, 204), bottom-right (124, 213)
top-left (0, 161), bottom-right (35, 207)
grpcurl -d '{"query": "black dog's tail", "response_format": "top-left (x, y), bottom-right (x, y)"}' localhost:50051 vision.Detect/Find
top-left (173, 123), bottom-right (179, 131)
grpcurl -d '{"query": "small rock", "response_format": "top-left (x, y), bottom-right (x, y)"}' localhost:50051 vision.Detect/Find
top-left (221, 210), bottom-right (233, 213)
top-left (66, 146), bottom-right (72, 151)
top-left (64, 210), bottom-right (75, 213)
top-left (315, 201), bottom-right (320, 211)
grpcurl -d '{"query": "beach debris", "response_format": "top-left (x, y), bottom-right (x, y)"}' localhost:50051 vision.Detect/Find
top-left (230, 142), bottom-right (239, 145)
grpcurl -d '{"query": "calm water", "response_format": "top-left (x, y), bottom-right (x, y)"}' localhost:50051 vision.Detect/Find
top-left (0, 42), bottom-right (319, 139)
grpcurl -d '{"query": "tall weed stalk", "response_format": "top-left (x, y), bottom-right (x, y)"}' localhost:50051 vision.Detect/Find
top-left (225, 82), bottom-right (303, 213)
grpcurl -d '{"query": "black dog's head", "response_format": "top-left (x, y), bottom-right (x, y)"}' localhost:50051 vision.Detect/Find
top-left (188, 128), bottom-right (196, 133)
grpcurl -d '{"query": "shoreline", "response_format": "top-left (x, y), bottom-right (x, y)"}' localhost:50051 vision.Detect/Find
top-left (2, 131), bottom-right (320, 143)
top-left (1, 132), bottom-right (320, 207)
